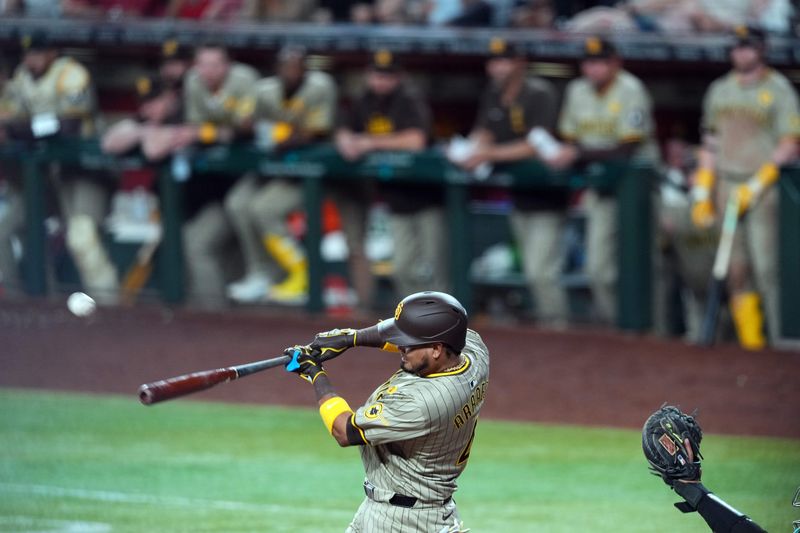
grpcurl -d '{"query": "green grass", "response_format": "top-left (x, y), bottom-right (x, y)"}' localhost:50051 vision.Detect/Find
top-left (0, 388), bottom-right (797, 532)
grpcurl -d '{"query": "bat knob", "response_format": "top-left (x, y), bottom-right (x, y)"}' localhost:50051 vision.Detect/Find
top-left (138, 384), bottom-right (155, 405)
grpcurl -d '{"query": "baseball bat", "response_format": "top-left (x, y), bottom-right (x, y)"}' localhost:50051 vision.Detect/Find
top-left (698, 194), bottom-right (740, 346)
top-left (138, 354), bottom-right (291, 405)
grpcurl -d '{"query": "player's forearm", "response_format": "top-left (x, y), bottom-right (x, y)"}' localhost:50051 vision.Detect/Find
top-left (313, 374), bottom-right (356, 447)
top-left (367, 129), bottom-right (426, 151)
top-left (770, 136), bottom-right (798, 168)
top-left (354, 325), bottom-right (399, 352)
top-left (575, 139), bottom-right (640, 162)
top-left (486, 140), bottom-right (538, 162)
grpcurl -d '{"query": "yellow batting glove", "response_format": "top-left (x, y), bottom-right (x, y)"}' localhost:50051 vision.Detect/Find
top-left (736, 162), bottom-right (779, 216)
top-left (691, 200), bottom-right (715, 229)
top-left (690, 168), bottom-right (716, 229)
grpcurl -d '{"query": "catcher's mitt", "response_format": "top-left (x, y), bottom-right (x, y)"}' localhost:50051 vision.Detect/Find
top-left (642, 405), bottom-right (703, 486)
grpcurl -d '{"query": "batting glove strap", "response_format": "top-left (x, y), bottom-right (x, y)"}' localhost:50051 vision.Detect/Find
top-left (285, 346), bottom-right (325, 384)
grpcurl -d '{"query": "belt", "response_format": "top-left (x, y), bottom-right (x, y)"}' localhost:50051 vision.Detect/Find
top-left (363, 480), bottom-right (451, 509)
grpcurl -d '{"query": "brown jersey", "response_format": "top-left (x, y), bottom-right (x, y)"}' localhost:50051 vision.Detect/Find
top-left (342, 80), bottom-right (439, 213)
top-left (475, 77), bottom-right (568, 211)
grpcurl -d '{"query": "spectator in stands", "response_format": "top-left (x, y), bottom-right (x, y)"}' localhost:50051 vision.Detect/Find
top-left (510, 0), bottom-right (556, 28)
top-left (547, 37), bottom-right (659, 325)
top-left (445, 0), bottom-right (493, 26)
top-left (175, 43), bottom-right (259, 308)
top-left (0, 32), bottom-right (118, 303)
top-left (336, 50), bottom-right (448, 299)
top-left (62, 0), bottom-right (160, 18)
top-left (165, 0), bottom-right (245, 20)
top-left (451, 37), bottom-right (570, 327)
top-left (223, 46), bottom-right (337, 305)
top-left (240, 0), bottom-right (319, 21)
top-left (564, 0), bottom-right (790, 35)
top-left (101, 39), bottom-right (191, 160)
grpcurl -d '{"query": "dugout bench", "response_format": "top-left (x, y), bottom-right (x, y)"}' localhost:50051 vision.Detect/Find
top-left (7, 139), bottom-right (800, 337)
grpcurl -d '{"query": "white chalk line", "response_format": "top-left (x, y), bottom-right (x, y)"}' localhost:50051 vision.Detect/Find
top-left (0, 483), bottom-right (352, 517)
top-left (0, 515), bottom-right (111, 533)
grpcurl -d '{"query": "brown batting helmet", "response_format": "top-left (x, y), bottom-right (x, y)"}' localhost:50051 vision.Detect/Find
top-left (377, 291), bottom-right (468, 352)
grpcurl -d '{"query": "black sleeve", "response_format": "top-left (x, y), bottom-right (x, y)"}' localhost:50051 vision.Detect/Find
top-left (673, 483), bottom-right (767, 533)
top-left (345, 415), bottom-right (368, 446)
top-left (394, 89), bottom-right (430, 136)
top-left (530, 80), bottom-right (559, 132)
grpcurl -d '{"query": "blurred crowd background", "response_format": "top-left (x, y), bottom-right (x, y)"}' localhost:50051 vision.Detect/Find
top-left (0, 0), bottom-right (796, 33)
top-left (0, 1), bottom-right (798, 352)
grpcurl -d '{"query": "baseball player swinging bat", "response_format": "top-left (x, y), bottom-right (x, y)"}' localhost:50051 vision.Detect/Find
top-left (698, 194), bottom-right (741, 346)
top-left (138, 349), bottom-right (335, 405)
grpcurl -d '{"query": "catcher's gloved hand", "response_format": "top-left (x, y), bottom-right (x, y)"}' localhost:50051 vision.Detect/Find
top-left (284, 345), bottom-right (326, 384)
top-left (309, 328), bottom-right (357, 359)
top-left (642, 405), bottom-right (703, 487)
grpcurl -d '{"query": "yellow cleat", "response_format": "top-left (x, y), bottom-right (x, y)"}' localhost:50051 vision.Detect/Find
top-left (264, 234), bottom-right (308, 304)
top-left (730, 291), bottom-right (766, 351)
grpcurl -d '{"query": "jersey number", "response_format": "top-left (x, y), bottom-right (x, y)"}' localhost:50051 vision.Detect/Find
top-left (456, 421), bottom-right (477, 466)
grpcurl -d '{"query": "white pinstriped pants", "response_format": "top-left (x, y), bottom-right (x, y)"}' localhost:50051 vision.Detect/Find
top-left (346, 497), bottom-right (464, 533)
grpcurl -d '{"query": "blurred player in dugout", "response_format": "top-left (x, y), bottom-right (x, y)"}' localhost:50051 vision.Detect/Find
top-left (171, 42), bottom-right (259, 308)
top-left (690, 26), bottom-right (800, 349)
top-left (336, 50), bottom-right (449, 299)
top-left (101, 39), bottom-right (191, 160)
top-left (0, 33), bottom-right (118, 303)
top-left (548, 37), bottom-right (660, 325)
top-left (224, 46), bottom-right (337, 305)
top-left (453, 37), bottom-right (570, 328)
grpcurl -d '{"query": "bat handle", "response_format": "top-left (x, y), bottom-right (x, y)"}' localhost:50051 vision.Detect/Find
top-left (138, 367), bottom-right (238, 405)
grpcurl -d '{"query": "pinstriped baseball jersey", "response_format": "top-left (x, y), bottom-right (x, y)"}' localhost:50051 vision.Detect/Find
top-left (702, 69), bottom-right (800, 178)
top-left (184, 62), bottom-right (258, 126)
top-left (350, 329), bottom-right (490, 505)
top-left (558, 69), bottom-right (658, 162)
top-left (5, 56), bottom-right (96, 136)
top-left (245, 70), bottom-right (337, 134)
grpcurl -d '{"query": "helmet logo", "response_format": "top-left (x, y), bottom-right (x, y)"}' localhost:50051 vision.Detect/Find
top-left (394, 301), bottom-right (404, 321)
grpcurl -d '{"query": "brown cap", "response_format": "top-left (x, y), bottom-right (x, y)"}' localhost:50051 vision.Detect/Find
top-left (733, 25), bottom-right (767, 47)
top-left (487, 37), bottom-right (520, 59)
top-left (583, 36), bottom-right (617, 59)
top-left (377, 291), bottom-right (468, 353)
top-left (161, 39), bottom-right (191, 61)
top-left (20, 31), bottom-right (51, 51)
top-left (370, 49), bottom-right (400, 72)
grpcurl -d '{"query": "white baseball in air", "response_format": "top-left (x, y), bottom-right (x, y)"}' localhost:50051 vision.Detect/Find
top-left (67, 292), bottom-right (96, 317)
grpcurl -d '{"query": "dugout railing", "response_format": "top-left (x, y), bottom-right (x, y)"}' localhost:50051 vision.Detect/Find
top-left (6, 139), bottom-right (800, 337)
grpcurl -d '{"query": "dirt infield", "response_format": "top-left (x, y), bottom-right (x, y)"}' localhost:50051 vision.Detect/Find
top-left (1, 299), bottom-right (798, 439)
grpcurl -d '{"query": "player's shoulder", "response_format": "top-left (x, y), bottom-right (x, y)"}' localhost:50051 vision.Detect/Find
top-left (765, 69), bottom-right (798, 94)
top-left (616, 70), bottom-right (648, 95)
top-left (254, 76), bottom-right (282, 96)
top-left (306, 70), bottom-right (336, 90)
top-left (229, 62), bottom-right (260, 84)
top-left (53, 57), bottom-right (91, 93)
top-left (524, 75), bottom-right (555, 94)
top-left (565, 76), bottom-right (588, 95)
top-left (706, 72), bottom-right (736, 95)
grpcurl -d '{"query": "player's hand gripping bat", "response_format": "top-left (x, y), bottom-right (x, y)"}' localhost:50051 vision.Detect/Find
top-left (698, 194), bottom-right (741, 346)
top-left (138, 348), bottom-right (334, 405)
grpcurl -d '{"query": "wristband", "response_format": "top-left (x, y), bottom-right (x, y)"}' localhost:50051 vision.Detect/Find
top-left (673, 481), bottom-right (709, 510)
top-left (198, 122), bottom-right (218, 144)
top-left (695, 168), bottom-right (715, 190)
top-left (755, 162), bottom-right (779, 187)
top-left (272, 122), bottom-right (293, 143)
top-left (319, 396), bottom-right (353, 434)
